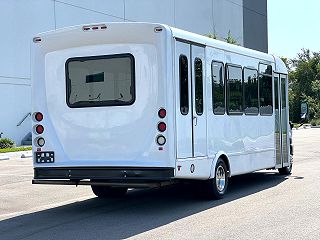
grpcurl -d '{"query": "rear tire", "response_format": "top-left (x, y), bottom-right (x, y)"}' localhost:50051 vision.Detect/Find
top-left (202, 159), bottom-right (229, 199)
top-left (278, 164), bottom-right (292, 175)
top-left (91, 185), bottom-right (128, 198)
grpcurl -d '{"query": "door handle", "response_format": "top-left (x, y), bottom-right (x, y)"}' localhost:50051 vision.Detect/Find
top-left (193, 116), bottom-right (198, 126)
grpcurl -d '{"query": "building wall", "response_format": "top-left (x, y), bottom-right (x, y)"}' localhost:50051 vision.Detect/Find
top-left (243, 0), bottom-right (268, 52)
top-left (0, 0), bottom-right (266, 145)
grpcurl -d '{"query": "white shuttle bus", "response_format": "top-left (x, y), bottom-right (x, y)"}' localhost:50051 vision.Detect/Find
top-left (31, 22), bottom-right (292, 199)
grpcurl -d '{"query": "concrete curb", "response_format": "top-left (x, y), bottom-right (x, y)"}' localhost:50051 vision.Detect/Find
top-left (0, 156), bottom-right (10, 161)
top-left (0, 150), bottom-right (32, 160)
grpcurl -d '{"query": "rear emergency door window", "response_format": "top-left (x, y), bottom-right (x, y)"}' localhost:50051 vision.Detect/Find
top-left (66, 54), bottom-right (135, 108)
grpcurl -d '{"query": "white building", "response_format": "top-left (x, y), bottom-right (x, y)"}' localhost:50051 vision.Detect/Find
top-left (0, 0), bottom-right (267, 145)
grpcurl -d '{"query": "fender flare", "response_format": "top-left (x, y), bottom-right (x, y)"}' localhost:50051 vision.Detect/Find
top-left (209, 151), bottom-right (230, 179)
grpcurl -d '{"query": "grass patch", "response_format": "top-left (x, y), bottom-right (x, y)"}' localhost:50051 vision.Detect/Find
top-left (0, 146), bottom-right (32, 153)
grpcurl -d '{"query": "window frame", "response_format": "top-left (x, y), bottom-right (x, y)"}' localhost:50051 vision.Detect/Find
top-left (258, 63), bottom-right (273, 116)
top-left (65, 53), bottom-right (135, 109)
top-left (194, 57), bottom-right (204, 116)
top-left (179, 54), bottom-right (189, 115)
top-left (211, 60), bottom-right (225, 115)
top-left (242, 67), bottom-right (259, 116)
top-left (226, 63), bottom-right (243, 115)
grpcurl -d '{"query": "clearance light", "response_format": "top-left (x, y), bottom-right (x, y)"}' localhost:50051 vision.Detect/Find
top-left (34, 112), bottom-right (43, 122)
top-left (156, 135), bottom-right (166, 146)
top-left (37, 137), bottom-right (45, 147)
top-left (158, 108), bottom-right (167, 118)
top-left (158, 122), bottom-right (166, 132)
top-left (33, 37), bottom-right (41, 43)
top-left (82, 24), bottom-right (107, 31)
top-left (35, 125), bottom-right (44, 134)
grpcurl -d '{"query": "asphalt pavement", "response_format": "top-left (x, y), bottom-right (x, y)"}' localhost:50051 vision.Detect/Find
top-left (0, 128), bottom-right (319, 240)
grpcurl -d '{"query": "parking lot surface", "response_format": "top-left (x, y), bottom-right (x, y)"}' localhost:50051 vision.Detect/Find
top-left (0, 128), bottom-right (319, 240)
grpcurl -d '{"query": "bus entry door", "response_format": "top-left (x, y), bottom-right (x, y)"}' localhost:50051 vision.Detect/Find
top-left (175, 41), bottom-right (207, 159)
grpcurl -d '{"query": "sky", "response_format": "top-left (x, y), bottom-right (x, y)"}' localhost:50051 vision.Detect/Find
top-left (268, 0), bottom-right (320, 59)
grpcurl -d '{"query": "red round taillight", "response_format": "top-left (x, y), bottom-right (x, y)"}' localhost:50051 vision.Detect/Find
top-left (35, 125), bottom-right (44, 134)
top-left (158, 108), bottom-right (167, 118)
top-left (158, 122), bottom-right (166, 132)
top-left (35, 112), bottom-right (43, 122)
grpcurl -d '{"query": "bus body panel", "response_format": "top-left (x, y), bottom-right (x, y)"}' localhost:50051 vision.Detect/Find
top-left (32, 23), bottom-right (175, 169)
top-left (31, 22), bottom-right (290, 185)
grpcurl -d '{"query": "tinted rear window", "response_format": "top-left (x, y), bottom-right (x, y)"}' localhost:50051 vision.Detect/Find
top-left (66, 54), bottom-right (135, 108)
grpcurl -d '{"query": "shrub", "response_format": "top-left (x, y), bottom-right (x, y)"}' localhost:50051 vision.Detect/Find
top-left (0, 138), bottom-right (15, 149)
top-left (310, 118), bottom-right (320, 126)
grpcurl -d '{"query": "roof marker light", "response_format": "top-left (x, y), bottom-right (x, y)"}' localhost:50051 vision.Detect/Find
top-left (154, 27), bottom-right (163, 33)
top-left (33, 37), bottom-right (41, 43)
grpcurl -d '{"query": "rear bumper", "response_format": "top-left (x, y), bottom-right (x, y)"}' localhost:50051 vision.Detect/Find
top-left (33, 167), bottom-right (175, 182)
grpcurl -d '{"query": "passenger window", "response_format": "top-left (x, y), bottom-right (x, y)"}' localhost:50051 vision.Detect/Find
top-left (194, 58), bottom-right (203, 115)
top-left (227, 65), bottom-right (243, 114)
top-left (243, 68), bottom-right (259, 115)
top-left (179, 55), bottom-right (189, 115)
top-left (259, 64), bottom-right (273, 115)
top-left (212, 61), bottom-right (225, 115)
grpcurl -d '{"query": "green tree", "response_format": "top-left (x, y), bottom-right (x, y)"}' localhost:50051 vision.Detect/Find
top-left (287, 49), bottom-right (320, 122)
top-left (204, 30), bottom-right (239, 45)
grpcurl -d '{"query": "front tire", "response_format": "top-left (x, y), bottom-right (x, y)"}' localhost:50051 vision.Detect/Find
top-left (91, 185), bottom-right (128, 198)
top-left (202, 159), bottom-right (229, 199)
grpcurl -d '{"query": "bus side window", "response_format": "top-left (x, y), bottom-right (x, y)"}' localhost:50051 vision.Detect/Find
top-left (226, 65), bottom-right (243, 114)
top-left (194, 58), bottom-right (203, 115)
top-left (259, 64), bottom-right (273, 115)
top-left (212, 61), bottom-right (225, 115)
top-left (243, 68), bottom-right (259, 115)
top-left (179, 55), bottom-right (189, 115)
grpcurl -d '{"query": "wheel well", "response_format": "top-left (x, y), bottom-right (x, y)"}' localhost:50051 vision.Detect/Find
top-left (219, 154), bottom-right (230, 177)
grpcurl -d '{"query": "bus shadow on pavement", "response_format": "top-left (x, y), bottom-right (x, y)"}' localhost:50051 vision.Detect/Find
top-left (0, 171), bottom-right (287, 240)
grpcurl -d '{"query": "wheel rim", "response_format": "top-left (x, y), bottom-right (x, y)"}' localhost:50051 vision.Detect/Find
top-left (216, 165), bottom-right (226, 193)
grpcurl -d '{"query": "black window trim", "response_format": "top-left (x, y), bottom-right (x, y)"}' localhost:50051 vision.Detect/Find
top-left (226, 63), bottom-right (243, 116)
top-left (243, 66), bottom-right (259, 116)
top-left (194, 57), bottom-right (204, 116)
top-left (211, 60), bottom-right (225, 115)
top-left (258, 62), bottom-right (273, 116)
top-left (65, 53), bottom-right (135, 109)
top-left (179, 54), bottom-right (189, 115)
